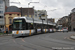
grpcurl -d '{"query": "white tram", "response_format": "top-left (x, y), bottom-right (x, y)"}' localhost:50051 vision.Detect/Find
top-left (12, 16), bottom-right (56, 37)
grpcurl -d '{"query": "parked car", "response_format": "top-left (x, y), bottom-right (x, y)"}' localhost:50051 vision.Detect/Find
top-left (62, 27), bottom-right (68, 32)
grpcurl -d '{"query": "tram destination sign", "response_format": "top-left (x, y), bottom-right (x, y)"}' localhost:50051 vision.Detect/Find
top-left (14, 20), bottom-right (22, 22)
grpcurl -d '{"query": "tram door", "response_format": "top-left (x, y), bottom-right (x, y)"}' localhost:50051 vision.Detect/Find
top-left (9, 25), bottom-right (12, 33)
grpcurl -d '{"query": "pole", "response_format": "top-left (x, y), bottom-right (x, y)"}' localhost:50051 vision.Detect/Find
top-left (47, 19), bottom-right (48, 32)
top-left (28, 3), bottom-right (30, 17)
top-left (33, 6), bottom-right (34, 28)
top-left (21, 7), bottom-right (22, 16)
top-left (3, 0), bottom-right (6, 34)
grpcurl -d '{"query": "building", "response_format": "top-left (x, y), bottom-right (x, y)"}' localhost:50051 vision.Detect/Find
top-left (19, 7), bottom-right (34, 18)
top-left (19, 8), bottom-right (47, 21)
top-left (47, 18), bottom-right (55, 23)
top-left (0, 0), bottom-right (9, 28)
top-left (57, 16), bottom-right (69, 27)
top-left (34, 10), bottom-right (47, 21)
top-left (70, 12), bottom-right (75, 31)
top-left (70, 8), bottom-right (75, 31)
top-left (4, 6), bottom-right (21, 31)
top-left (68, 14), bottom-right (71, 31)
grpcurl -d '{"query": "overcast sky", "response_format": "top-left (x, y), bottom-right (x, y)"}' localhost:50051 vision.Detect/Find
top-left (10, 0), bottom-right (75, 22)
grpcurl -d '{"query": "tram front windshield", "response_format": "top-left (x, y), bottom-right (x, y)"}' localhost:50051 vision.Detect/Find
top-left (13, 19), bottom-right (26, 30)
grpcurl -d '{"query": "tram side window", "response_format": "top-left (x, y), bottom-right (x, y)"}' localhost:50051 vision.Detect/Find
top-left (26, 23), bottom-right (34, 30)
top-left (26, 23), bottom-right (28, 30)
top-left (22, 20), bottom-right (26, 30)
top-left (33, 23), bottom-right (36, 29)
top-left (30, 23), bottom-right (34, 29)
top-left (48, 25), bottom-right (49, 29)
top-left (48, 25), bottom-right (52, 28)
top-left (43, 24), bottom-right (47, 29)
top-left (37, 24), bottom-right (41, 29)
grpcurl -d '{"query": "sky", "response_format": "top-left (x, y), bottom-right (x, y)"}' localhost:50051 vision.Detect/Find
top-left (10, 0), bottom-right (75, 22)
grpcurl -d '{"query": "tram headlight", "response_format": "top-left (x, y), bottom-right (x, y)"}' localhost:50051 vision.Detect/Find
top-left (21, 31), bottom-right (23, 33)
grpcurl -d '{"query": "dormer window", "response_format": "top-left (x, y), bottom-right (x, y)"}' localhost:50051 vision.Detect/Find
top-left (17, 14), bottom-right (19, 16)
top-left (9, 14), bottom-right (12, 15)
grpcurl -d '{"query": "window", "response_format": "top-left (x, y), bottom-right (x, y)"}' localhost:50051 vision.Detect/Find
top-left (35, 11), bottom-right (37, 13)
top-left (29, 15), bottom-right (31, 17)
top-left (0, 5), bottom-right (3, 9)
top-left (0, 0), bottom-right (3, 4)
top-left (9, 14), bottom-right (12, 15)
top-left (13, 19), bottom-right (26, 30)
top-left (25, 15), bottom-right (27, 17)
top-left (36, 24), bottom-right (42, 29)
top-left (9, 19), bottom-right (12, 24)
top-left (0, 11), bottom-right (3, 13)
top-left (35, 14), bottom-right (37, 17)
top-left (28, 23), bottom-right (34, 29)
top-left (17, 14), bottom-right (19, 16)
top-left (0, 16), bottom-right (3, 18)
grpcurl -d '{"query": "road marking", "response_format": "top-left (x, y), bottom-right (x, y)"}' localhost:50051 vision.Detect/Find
top-left (64, 37), bottom-right (75, 41)
top-left (12, 39), bottom-right (16, 43)
top-left (21, 38), bottom-right (25, 42)
top-left (64, 37), bottom-right (67, 39)
top-left (21, 45), bottom-right (23, 46)
top-left (68, 37), bottom-right (75, 41)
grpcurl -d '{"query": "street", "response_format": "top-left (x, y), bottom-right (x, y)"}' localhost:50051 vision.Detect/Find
top-left (0, 32), bottom-right (75, 50)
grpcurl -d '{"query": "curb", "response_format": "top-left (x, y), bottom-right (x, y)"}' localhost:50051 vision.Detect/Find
top-left (0, 34), bottom-right (12, 37)
top-left (70, 36), bottom-right (75, 40)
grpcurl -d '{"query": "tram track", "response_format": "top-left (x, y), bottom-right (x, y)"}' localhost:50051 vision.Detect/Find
top-left (11, 32), bottom-right (75, 50)
top-left (38, 35), bottom-right (75, 46)
top-left (21, 34), bottom-right (75, 50)
top-left (12, 38), bottom-right (52, 50)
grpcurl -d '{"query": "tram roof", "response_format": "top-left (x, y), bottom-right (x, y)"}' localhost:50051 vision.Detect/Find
top-left (13, 16), bottom-right (56, 26)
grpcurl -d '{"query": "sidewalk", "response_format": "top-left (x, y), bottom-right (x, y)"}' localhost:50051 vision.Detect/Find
top-left (70, 35), bottom-right (75, 40)
top-left (0, 33), bottom-right (12, 37)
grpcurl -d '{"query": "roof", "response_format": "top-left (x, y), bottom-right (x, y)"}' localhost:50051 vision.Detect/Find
top-left (19, 8), bottom-right (34, 16)
top-left (5, 6), bottom-right (21, 12)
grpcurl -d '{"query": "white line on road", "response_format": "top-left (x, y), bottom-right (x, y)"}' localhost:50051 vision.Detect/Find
top-left (21, 38), bottom-right (25, 42)
top-left (12, 39), bottom-right (16, 43)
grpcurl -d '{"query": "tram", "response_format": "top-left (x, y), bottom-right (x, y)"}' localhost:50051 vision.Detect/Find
top-left (56, 25), bottom-right (63, 32)
top-left (12, 16), bottom-right (56, 37)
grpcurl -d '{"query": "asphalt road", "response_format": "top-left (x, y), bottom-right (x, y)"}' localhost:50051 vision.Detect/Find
top-left (0, 32), bottom-right (75, 50)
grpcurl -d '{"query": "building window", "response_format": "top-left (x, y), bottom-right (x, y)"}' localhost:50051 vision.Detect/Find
top-left (9, 14), bottom-right (12, 15)
top-left (25, 15), bottom-right (27, 17)
top-left (0, 11), bottom-right (3, 13)
top-left (0, 5), bottom-right (3, 9)
top-left (29, 15), bottom-right (31, 17)
top-left (35, 11), bottom-right (37, 13)
top-left (0, 16), bottom-right (3, 18)
top-left (0, 0), bottom-right (3, 4)
top-left (35, 14), bottom-right (37, 17)
top-left (17, 14), bottom-right (19, 16)
top-left (9, 19), bottom-right (12, 24)
top-left (42, 14), bottom-right (45, 17)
